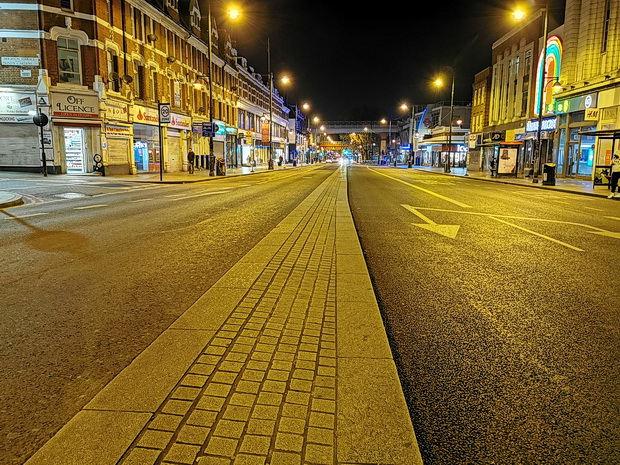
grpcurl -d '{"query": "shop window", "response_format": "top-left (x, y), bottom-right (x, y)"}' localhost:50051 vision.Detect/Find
top-left (57, 37), bottom-right (81, 84)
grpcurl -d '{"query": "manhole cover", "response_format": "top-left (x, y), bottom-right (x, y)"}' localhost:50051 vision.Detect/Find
top-left (55, 192), bottom-right (87, 199)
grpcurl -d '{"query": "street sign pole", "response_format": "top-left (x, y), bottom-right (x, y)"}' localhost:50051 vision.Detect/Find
top-left (32, 109), bottom-right (49, 177)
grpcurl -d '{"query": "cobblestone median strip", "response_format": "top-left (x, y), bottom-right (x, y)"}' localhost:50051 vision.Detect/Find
top-left (25, 168), bottom-right (421, 465)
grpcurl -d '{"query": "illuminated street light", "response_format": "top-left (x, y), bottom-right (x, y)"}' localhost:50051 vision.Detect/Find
top-left (513, 0), bottom-right (551, 183)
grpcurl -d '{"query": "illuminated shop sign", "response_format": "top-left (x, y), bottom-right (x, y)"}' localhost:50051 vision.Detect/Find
top-left (526, 116), bottom-right (557, 133)
top-left (555, 92), bottom-right (598, 114)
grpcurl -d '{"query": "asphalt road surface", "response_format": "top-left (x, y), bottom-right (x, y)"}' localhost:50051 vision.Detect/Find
top-left (0, 165), bottom-right (336, 464)
top-left (347, 165), bottom-right (619, 464)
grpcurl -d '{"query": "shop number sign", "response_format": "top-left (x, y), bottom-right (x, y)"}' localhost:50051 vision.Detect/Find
top-left (158, 103), bottom-right (171, 123)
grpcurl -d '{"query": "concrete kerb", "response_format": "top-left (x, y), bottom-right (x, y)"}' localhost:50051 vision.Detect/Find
top-left (24, 167), bottom-right (422, 465)
top-left (0, 192), bottom-right (24, 209)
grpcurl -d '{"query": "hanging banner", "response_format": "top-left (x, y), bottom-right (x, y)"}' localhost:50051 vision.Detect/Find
top-left (261, 121), bottom-right (269, 143)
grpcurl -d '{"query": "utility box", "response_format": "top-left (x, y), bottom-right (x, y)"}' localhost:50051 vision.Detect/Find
top-left (543, 163), bottom-right (556, 186)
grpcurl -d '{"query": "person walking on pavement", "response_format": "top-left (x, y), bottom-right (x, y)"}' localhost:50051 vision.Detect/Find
top-left (187, 148), bottom-right (195, 174)
top-left (608, 152), bottom-right (620, 198)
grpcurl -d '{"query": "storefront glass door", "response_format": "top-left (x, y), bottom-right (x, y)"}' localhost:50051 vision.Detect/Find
top-left (64, 127), bottom-right (85, 174)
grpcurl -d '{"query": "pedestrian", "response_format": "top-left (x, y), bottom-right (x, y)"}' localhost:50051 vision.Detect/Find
top-left (187, 148), bottom-right (195, 174)
top-left (608, 152), bottom-right (620, 199)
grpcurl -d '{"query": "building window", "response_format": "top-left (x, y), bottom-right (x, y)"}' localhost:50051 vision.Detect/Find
top-left (107, 50), bottom-right (120, 92)
top-left (601, 0), bottom-right (611, 53)
top-left (60, 0), bottom-right (73, 10)
top-left (57, 37), bottom-right (81, 84)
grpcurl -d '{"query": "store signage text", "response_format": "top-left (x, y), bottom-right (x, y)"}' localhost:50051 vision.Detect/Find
top-left (526, 117), bottom-right (557, 133)
top-left (555, 92), bottom-right (598, 114)
top-left (0, 92), bottom-right (36, 121)
top-left (1, 56), bottom-right (39, 66)
top-left (52, 93), bottom-right (98, 118)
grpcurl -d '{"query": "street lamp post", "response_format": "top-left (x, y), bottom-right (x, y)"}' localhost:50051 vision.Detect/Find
top-left (434, 71), bottom-right (456, 173)
top-left (206, 0), bottom-right (215, 176)
top-left (533, 0), bottom-right (550, 183)
top-left (446, 73), bottom-right (455, 173)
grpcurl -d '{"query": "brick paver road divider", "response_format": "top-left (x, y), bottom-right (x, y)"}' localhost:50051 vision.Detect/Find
top-left (25, 166), bottom-right (423, 465)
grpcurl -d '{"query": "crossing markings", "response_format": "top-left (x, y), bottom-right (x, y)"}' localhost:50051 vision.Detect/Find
top-left (368, 167), bottom-right (472, 208)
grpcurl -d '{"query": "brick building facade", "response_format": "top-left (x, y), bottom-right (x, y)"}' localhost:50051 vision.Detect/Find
top-left (0, 0), bottom-right (290, 174)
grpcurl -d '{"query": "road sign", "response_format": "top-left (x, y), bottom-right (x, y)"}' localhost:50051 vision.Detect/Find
top-left (202, 122), bottom-right (219, 137)
top-left (158, 103), bottom-right (171, 123)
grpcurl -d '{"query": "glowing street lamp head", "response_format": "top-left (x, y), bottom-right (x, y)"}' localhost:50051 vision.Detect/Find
top-left (434, 77), bottom-right (444, 87)
top-left (512, 9), bottom-right (526, 21)
top-left (228, 7), bottom-right (240, 20)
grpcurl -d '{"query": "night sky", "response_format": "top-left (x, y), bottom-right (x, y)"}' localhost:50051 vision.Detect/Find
top-left (217, 0), bottom-right (565, 121)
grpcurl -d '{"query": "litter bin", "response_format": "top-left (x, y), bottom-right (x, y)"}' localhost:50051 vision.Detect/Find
top-left (543, 163), bottom-right (556, 186)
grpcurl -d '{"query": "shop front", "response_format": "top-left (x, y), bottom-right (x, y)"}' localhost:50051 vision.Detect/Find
top-left (168, 113), bottom-right (192, 173)
top-left (521, 116), bottom-right (556, 176)
top-left (51, 90), bottom-right (101, 174)
top-left (133, 105), bottom-right (160, 173)
top-left (102, 99), bottom-right (132, 174)
top-left (556, 90), bottom-right (618, 178)
top-left (0, 90), bottom-right (41, 171)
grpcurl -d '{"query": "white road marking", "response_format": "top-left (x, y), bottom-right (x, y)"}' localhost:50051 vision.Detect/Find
top-left (401, 204), bottom-right (460, 239)
top-left (171, 190), bottom-right (229, 200)
top-left (369, 167), bottom-right (472, 208)
top-left (74, 204), bottom-right (108, 210)
top-left (2, 212), bottom-right (49, 219)
top-left (489, 216), bottom-right (585, 252)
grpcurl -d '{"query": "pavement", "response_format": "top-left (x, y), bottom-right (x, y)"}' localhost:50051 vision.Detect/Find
top-left (21, 166), bottom-right (423, 465)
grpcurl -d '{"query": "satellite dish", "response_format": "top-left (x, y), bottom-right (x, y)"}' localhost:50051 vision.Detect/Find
top-left (108, 71), bottom-right (119, 80)
top-left (122, 74), bottom-right (133, 84)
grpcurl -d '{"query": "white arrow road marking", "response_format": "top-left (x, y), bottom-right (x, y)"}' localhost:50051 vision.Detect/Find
top-left (402, 205), bottom-right (620, 250)
top-left (401, 204), bottom-right (461, 239)
top-left (370, 168), bottom-right (472, 208)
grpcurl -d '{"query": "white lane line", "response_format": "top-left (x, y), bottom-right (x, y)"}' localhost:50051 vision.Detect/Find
top-left (606, 216), bottom-right (620, 221)
top-left (74, 204), bottom-right (108, 210)
top-left (489, 216), bottom-right (584, 251)
top-left (2, 212), bottom-right (49, 219)
top-left (368, 167), bottom-right (472, 208)
top-left (171, 190), bottom-right (229, 200)
top-left (130, 198), bottom-right (153, 203)
top-left (584, 206), bottom-right (603, 211)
